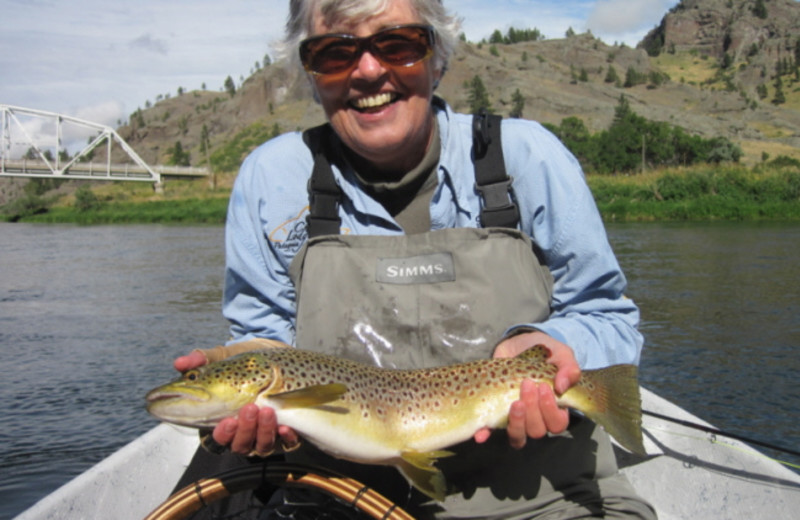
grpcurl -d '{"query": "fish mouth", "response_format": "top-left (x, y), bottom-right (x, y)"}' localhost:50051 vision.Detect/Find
top-left (145, 388), bottom-right (226, 427)
top-left (145, 387), bottom-right (210, 405)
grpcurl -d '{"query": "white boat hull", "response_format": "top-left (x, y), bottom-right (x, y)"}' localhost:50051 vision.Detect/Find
top-left (15, 388), bottom-right (800, 519)
top-left (15, 424), bottom-right (199, 520)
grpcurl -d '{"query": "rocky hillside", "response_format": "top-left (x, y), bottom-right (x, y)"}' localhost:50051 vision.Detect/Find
top-left (641, 0), bottom-right (799, 65)
top-left (116, 0), bottom-right (800, 171)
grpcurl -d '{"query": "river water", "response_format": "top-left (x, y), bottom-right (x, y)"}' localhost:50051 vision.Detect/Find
top-left (1, 222), bottom-right (798, 519)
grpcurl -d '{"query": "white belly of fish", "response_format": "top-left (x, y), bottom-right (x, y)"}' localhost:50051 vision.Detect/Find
top-left (270, 405), bottom-right (402, 463)
top-left (263, 394), bottom-right (513, 464)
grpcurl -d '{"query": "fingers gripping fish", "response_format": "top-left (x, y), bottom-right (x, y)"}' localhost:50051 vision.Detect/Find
top-left (146, 344), bottom-right (644, 501)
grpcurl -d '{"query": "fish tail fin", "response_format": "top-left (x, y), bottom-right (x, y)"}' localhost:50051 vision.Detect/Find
top-left (567, 365), bottom-right (646, 456)
top-left (397, 450), bottom-right (453, 502)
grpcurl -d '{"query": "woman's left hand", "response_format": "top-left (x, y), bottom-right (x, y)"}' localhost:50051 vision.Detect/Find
top-left (473, 331), bottom-right (581, 449)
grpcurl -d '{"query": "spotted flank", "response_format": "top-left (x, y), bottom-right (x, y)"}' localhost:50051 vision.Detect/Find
top-left (146, 345), bottom-right (644, 501)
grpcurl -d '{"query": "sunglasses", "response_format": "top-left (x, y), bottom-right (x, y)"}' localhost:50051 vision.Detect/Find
top-left (299, 24), bottom-right (436, 76)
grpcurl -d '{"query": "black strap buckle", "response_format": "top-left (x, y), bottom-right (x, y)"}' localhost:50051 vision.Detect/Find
top-left (475, 177), bottom-right (514, 210)
top-left (475, 178), bottom-right (520, 228)
top-left (472, 110), bottom-right (520, 229)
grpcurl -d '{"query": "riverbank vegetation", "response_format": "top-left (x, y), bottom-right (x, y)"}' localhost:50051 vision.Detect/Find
top-left (543, 95), bottom-right (744, 174)
top-left (1, 176), bottom-right (233, 224)
top-left (588, 160), bottom-right (800, 221)
top-left (2, 159), bottom-right (798, 224)
top-left (2, 93), bottom-right (798, 224)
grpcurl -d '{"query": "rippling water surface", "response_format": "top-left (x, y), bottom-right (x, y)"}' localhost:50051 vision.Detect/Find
top-left (609, 222), bottom-right (800, 467)
top-left (0, 224), bottom-right (228, 519)
top-left (1, 222), bottom-right (798, 519)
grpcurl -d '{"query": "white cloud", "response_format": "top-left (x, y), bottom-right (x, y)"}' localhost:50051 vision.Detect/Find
top-left (450, 0), bottom-right (679, 47)
top-left (457, 0), bottom-right (590, 42)
top-left (586, 0), bottom-right (678, 38)
top-left (2, 101), bottom-right (127, 159)
top-left (129, 33), bottom-right (169, 55)
top-left (0, 0), bottom-right (285, 116)
top-left (1, 0), bottom-right (685, 130)
top-left (70, 101), bottom-right (127, 129)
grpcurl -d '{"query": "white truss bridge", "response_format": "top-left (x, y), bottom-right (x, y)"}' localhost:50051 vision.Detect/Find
top-left (1, 104), bottom-right (208, 186)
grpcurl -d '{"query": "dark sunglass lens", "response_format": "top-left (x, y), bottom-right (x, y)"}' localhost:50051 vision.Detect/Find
top-left (303, 37), bottom-right (359, 74)
top-left (372, 27), bottom-right (431, 65)
top-left (301, 26), bottom-right (433, 75)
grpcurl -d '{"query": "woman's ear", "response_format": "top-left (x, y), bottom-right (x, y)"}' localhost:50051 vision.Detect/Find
top-left (433, 63), bottom-right (447, 91)
top-left (307, 74), bottom-right (322, 104)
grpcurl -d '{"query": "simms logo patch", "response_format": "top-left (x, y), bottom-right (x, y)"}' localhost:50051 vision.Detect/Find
top-left (376, 252), bottom-right (455, 285)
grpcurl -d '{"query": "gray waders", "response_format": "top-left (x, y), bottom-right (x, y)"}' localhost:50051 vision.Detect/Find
top-left (279, 114), bottom-right (656, 519)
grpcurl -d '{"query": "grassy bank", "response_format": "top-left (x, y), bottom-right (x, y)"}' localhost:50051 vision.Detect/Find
top-left (588, 164), bottom-right (800, 221)
top-left (1, 175), bottom-right (234, 224)
top-left (2, 163), bottom-right (799, 224)
top-left (21, 197), bottom-right (231, 224)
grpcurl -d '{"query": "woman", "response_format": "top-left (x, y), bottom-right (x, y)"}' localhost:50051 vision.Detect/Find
top-left (175, 0), bottom-right (655, 517)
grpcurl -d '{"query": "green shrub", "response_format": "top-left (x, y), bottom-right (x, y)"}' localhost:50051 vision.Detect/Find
top-left (74, 185), bottom-right (102, 212)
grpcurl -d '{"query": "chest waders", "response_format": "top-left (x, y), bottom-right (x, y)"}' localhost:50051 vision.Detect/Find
top-left (289, 112), bottom-right (553, 369)
top-left (283, 113), bottom-right (655, 519)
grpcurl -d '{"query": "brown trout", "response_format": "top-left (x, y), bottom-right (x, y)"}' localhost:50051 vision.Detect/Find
top-left (146, 345), bottom-right (644, 500)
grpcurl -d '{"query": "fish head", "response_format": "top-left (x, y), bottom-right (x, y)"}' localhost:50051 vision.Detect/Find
top-left (145, 353), bottom-right (281, 428)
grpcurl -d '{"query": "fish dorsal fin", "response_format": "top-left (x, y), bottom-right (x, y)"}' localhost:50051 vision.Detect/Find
top-left (268, 383), bottom-right (347, 409)
top-left (397, 450), bottom-right (454, 501)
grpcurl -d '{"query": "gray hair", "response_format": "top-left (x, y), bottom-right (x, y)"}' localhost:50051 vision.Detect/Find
top-left (280, 0), bottom-right (461, 73)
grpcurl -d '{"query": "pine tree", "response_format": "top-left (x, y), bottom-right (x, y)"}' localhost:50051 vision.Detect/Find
top-left (795, 38), bottom-right (800, 67)
top-left (772, 77), bottom-right (786, 105)
top-left (752, 0), bottom-right (767, 19)
top-left (605, 65), bottom-right (619, 84)
top-left (168, 141), bottom-right (191, 166)
top-left (613, 95), bottom-right (632, 123)
top-left (510, 89), bottom-right (525, 118)
top-left (624, 67), bottom-right (646, 88)
top-left (467, 75), bottom-right (492, 114)
top-left (224, 76), bottom-right (236, 98)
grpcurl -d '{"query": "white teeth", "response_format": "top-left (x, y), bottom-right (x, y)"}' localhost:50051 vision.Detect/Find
top-left (354, 93), bottom-right (394, 109)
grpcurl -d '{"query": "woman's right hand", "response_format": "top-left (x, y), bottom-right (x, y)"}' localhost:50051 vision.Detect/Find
top-left (214, 404), bottom-right (300, 456)
top-left (173, 351), bottom-right (299, 456)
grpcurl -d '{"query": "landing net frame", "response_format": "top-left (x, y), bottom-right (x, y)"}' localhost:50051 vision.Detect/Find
top-left (144, 462), bottom-right (414, 520)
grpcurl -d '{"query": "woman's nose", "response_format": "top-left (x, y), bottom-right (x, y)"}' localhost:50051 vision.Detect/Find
top-left (352, 50), bottom-right (387, 80)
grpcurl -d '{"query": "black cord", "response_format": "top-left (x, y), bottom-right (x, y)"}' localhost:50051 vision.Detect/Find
top-left (643, 409), bottom-right (800, 459)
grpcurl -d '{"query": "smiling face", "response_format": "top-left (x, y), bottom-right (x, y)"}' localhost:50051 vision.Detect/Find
top-left (308, 0), bottom-right (441, 178)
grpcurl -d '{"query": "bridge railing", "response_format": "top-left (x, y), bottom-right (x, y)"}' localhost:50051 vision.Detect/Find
top-left (0, 159), bottom-right (209, 181)
top-left (1, 104), bottom-right (209, 186)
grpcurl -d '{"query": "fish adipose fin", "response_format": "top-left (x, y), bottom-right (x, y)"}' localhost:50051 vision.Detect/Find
top-left (269, 383), bottom-right (348, 409)
top-left (398, 450), bottom-right (454, 502)
top-left (576, 365), bottom-right (646, 456)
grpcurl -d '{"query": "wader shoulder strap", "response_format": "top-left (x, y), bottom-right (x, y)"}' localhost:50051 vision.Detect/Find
top-left (303, 112), bottom-right (522, 237)
top-left (303, 124), bottom-right (343, 239)
top-left (472, 110), bottom-right (520, 229)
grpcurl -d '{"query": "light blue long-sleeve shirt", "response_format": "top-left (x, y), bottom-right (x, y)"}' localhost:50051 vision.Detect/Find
top-left (223, 98), bottom-right (643, 369)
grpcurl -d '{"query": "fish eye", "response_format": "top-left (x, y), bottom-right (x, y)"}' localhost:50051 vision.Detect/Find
top-left (184, 370), bottom-right (199, 382)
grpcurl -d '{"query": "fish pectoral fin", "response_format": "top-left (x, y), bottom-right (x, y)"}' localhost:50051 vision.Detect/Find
top-left (396, 450), bottom-right (454, 502)
top-left (268, 383), bottom-right (348, 409)
top-left (401, 450), bottom-right (454, 469)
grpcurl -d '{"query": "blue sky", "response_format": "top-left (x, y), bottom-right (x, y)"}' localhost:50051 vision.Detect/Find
top-left (1, 0), bottom-right (679, 131)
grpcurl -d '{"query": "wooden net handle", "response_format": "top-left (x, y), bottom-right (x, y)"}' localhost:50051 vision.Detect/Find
top-left (143, 462), bottom-right (414, 520)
